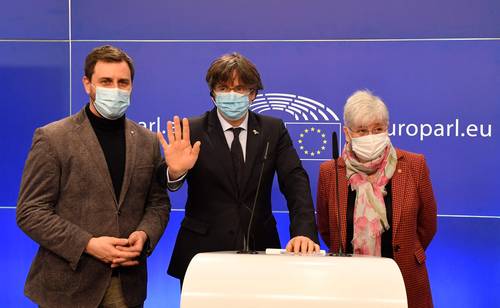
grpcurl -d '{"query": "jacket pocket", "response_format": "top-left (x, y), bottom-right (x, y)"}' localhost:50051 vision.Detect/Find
top-left (41, 249), bottom-right (80, 292)
top-left (414, 246), bottom-right (427, 264)
top-left (181, 216), bottom-right (210, 235)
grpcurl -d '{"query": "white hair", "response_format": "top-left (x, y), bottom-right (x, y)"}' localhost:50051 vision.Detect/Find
top-left (343, 90), bottom-right (389, 128)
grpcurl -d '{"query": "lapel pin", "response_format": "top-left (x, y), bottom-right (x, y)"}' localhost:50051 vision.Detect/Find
top-left (253, 129), bottom-right (259, 135)
top-left (131, 130), bottom-right (135, 135)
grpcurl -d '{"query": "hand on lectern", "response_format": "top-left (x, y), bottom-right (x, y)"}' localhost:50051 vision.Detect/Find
top-left (285, 236), bottom-right (320, 253)
top-left (157, 116), bottom-right (201, 180)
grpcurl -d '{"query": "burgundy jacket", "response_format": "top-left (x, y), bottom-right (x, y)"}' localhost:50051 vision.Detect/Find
top-left (316, 149), bottom-right (437, 308)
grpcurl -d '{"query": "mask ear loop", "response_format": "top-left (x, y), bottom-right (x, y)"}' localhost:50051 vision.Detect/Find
top-left (88, 83), bottom-right (106, 118)
top-left (345, 127), bottom-right (354, 150)
top-left (86, 83), bottom-right (98, 111)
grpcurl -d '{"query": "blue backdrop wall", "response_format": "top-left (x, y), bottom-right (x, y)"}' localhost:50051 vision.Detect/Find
top-left (1, 1), bottom-right (499, 307)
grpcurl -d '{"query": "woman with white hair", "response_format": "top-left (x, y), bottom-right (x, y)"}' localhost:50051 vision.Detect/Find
top-left (316, 90), bottom-right (437, 308)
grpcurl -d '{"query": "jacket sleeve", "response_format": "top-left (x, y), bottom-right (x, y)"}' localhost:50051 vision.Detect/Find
top-left (416, 155), bottom-right (437, 249)
top-left (274, 120), bottom-right (319, 243)
top-left (16, 128), bottom-right (93, 271)
top-left (156, 161), bottom-right (187, 192)
top-left (136, 137), bottom-right (172, 255)
top-left (316, 163), bottom-right (331, 248)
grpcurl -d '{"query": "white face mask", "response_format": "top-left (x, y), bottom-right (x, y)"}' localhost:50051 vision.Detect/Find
top-left (350, 132), bottom-right (390, 162)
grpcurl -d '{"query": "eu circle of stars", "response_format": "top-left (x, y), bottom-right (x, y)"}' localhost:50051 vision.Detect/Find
top-left (297, 127), bottom-right (328, 157)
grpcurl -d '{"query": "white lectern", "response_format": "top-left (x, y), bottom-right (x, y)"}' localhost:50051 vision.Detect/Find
top-left (181, 252), bottom-right (407, 308)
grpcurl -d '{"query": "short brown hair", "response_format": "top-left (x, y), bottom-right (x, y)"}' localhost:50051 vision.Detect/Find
top-left (206, 52), bottom-right (263, 95)
top-left (84, 45), bottom-right (135, 81)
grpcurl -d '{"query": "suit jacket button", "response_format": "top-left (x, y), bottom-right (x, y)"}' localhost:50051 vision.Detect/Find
top-left (117, 210), bottom-right (122, 216)
top-left (394, 244), bottom-right (401, 252)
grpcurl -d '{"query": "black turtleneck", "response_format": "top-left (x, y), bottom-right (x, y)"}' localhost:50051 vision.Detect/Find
top-left (85, 103), bottom-right (126, 201)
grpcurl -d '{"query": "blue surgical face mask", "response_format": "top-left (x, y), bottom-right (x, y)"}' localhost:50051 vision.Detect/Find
top-left (214, 91), bottom-right (250, 120)
top-left (92, 85), bottom-right (131, 120)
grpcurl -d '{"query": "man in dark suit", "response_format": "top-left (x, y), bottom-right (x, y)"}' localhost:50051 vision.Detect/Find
top-left (16, 45), bottom-right (170, 308)
top-left (157, 52), bottom-right (319, 284)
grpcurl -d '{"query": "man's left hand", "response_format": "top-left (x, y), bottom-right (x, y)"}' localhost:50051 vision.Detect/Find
top-left (112, 231), bottom-right (148, 267)
top-left (285, 236), bottom-right (320, 254)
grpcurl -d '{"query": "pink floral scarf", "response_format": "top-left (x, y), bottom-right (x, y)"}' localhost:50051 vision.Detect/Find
top-left (342, 144), bottom-right (397, 256)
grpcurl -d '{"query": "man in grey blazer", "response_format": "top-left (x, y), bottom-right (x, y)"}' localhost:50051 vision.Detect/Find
top-left (16, 45), bottom-right (170, 308)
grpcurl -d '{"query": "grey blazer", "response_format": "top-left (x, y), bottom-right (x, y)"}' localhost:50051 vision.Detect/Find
top-left (16, 107), bottom-right (170, 308)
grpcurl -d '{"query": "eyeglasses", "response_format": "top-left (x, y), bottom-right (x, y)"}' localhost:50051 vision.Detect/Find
top-left (348, 125), bottom-right (387, 137)
top-left (214, 85), bottom-right (253, 94)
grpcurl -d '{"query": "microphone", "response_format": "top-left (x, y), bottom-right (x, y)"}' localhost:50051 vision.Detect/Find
top-left (238, 141), bottom-right (270, 254)
top-left (332, 131), bottom-right (339, 160)
top-left (331, 131), bottom-right (344, 256)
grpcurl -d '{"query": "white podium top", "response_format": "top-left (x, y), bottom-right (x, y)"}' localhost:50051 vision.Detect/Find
top-left (181, 252), bottom-right (407, 308)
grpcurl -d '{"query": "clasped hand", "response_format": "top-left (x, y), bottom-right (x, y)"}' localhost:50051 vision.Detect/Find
top-left (85, 231), bottom-right (148, 268)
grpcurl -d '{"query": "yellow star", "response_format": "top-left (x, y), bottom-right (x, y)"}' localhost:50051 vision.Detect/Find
top-left (317, 129), bottom-right (322, 133)
top-left (304, 150), bottom-right (309, 154)
top-left (317, 150), bottom-right (321, 154)
top-left (323, 140), bottom-right (327, 144)
top-left (300, 133), bottom-right (304, 138)
top-left (311, 127), bottom-right (315, 131)
top-left (298, 140), bottom-right (302, 144)
top-left (311, 152), bottom-right (315, 156)
top-left (300, 146), bottom-right (304, 150)
top-left (304, 129), bottom-right (309, 133)
top-left (321, 146), bottom-right (326, 150)
top-left (321, 134), bottom-right (326, 138)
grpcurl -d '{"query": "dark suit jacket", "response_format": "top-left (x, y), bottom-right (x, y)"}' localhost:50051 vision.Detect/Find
top-left (16, 108), bottom-right (171, 308)
top-left (164, 108), bottom-right (318, 279)
top-left (316, 149), bottom-right (437, 308)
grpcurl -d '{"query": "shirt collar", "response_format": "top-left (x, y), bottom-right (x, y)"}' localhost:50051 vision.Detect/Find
top-left (216, 109), bottom-right (249, 132)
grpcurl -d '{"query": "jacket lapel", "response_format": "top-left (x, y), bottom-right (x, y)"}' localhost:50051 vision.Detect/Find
top-left (390, 149), bottom-right (406, 238)
top-left (205, 109), bottom-right (239, 195)
top-left (240, 112), bottom-right (263, 197)
top-left (73, 108), bottom-right (118, 207)
top-left (117, 120), bottom-right (137, 208)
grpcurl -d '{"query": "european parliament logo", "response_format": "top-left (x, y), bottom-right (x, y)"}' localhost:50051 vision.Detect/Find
top-left (250, 93), bottom-right (342, 161)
